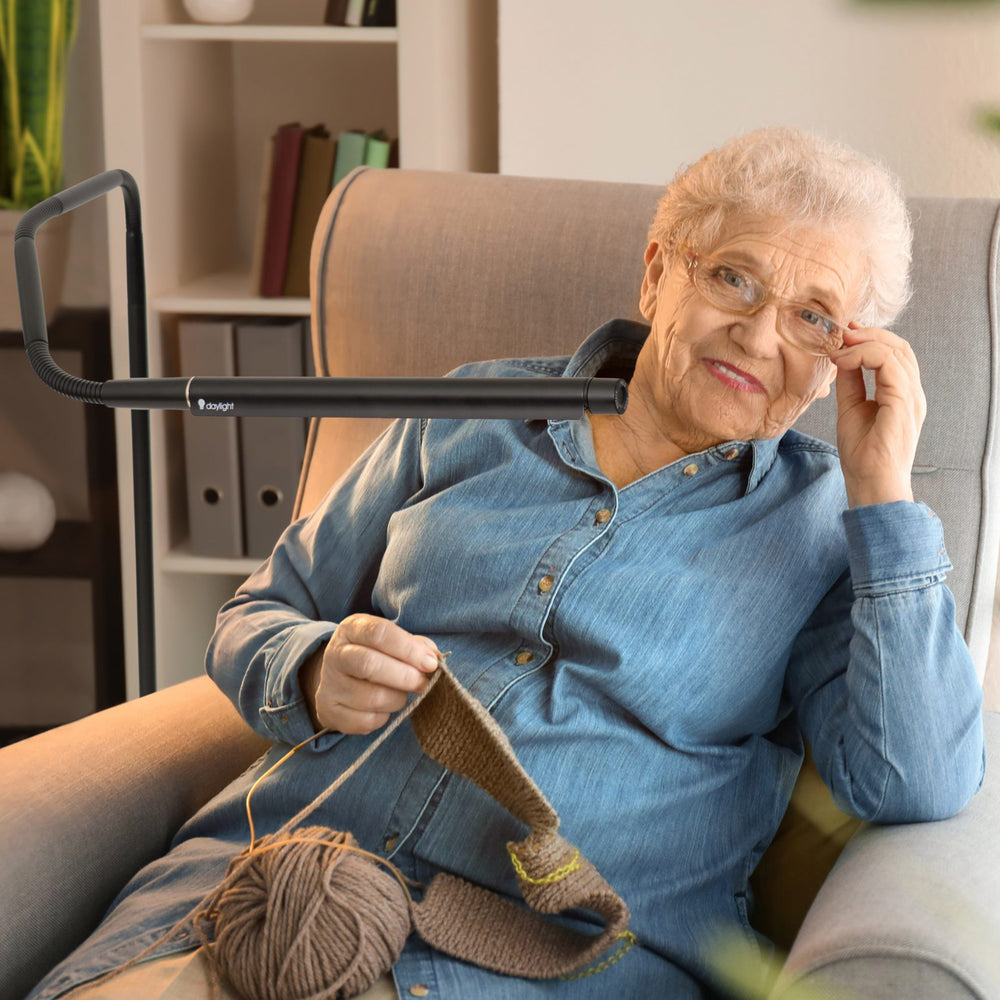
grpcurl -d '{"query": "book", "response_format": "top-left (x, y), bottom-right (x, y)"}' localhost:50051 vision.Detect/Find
top-left (362, 0), bottom-right (396, 26)
top-left (332, 129), bottom-right (397, 186)
top-left (323, 0), bottom-right (350, 24)
top-left (249, 132), bottom-right (275, 296)
top-left (259, 122), bottom-right (306, 298)
top-left (331, 130), bottom-right (369, 187)
top-left (363, 129), bottom-right (392, 169)
top-left (345, 0), bottom-right (365, 26)
top-left (282, 126), bottom-right (335, 298)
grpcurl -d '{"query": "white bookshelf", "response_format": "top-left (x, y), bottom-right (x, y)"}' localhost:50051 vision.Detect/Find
top-left (140, 25), bottom-right (398, 42)
top-left (98, 0), bottom-right (498, 693)
top-left (152, 270), bottom-right (310, 315)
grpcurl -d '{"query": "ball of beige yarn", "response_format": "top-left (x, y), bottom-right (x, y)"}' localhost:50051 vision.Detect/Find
top-left (0, 472), bottom-right (57, 551)
top-left (206, 827), bottom-right (412, 1000)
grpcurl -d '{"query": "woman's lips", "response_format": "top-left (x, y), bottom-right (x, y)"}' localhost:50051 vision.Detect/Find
top-left (702, 358), bottom-right (766, 394)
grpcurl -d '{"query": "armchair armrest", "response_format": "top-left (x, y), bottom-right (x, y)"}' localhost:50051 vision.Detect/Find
top-left (772, 711), bottom-right (1000, 1000)
top-left (0, 676), bottom-right (269, 1000)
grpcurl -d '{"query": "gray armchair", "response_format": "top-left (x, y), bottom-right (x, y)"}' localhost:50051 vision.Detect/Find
top-left (2, 170), bottom-right (998, 1000)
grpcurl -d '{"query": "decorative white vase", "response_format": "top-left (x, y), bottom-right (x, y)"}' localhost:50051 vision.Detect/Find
top-left (0, 471), bottom-right (57, 551)
top-left (182, 0), bottom-right (255, 23)
top-left (0, 209), bottom-right (71, 333)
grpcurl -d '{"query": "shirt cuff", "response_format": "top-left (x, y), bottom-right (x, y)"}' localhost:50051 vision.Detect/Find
top-left (258, 620), bottom-right (338, 748)
top-left (843, 500), bottom-right (953, 596)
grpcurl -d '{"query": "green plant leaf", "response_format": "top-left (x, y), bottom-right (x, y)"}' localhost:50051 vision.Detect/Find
top-left (18, 124), bottom-right (48, 204)
top-left (0, 0), bottom-right (77, 207)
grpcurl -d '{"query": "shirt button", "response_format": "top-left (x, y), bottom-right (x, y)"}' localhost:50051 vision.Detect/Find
top-left (538, 574), bottom-right (555, 593)
top-left (280, 713), bottom-right (288, 723)
top-left (724, 447), bottom-right (740, 461)
top-left (410, 986), bottom-right (430, 997)
top-left (515, 650), bottom-right (534, 665)
top-left (682, 463), bottom-right (699, 476)
top-left (594, 508), bottom-right (612, 524)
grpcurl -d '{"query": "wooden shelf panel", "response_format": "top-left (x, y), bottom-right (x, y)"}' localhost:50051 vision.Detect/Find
top-left (153, 270), bottom-right (310, 316)
top-left (161, 541), bottom-right (262, 577)
top-left (0, 521), bottom-right (98, 579)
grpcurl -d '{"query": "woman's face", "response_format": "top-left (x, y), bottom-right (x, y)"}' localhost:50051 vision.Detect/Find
top-left (636, 223), bottom-right (863, 452)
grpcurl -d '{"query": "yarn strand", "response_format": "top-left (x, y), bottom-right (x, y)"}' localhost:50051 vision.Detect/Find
top-left (274, 666), bottom-right (443, 840)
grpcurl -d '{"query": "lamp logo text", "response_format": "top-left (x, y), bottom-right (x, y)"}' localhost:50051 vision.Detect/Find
top-left (197, 398), bottom-right (235, 413)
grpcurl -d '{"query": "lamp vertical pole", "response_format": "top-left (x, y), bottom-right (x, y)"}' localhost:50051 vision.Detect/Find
top-left (122, 181), bottom-right (155, 696)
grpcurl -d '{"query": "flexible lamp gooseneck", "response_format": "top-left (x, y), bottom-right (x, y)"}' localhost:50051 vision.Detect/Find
top-left (14, 169), bottom-right (629, 697)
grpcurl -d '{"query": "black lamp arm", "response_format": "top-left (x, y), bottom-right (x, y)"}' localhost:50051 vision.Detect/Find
top-left (14, 169), bottom-right (627, 419)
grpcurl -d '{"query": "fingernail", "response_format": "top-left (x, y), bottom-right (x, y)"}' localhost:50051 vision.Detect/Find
top-left (420, 652), bottom-right (440, 672)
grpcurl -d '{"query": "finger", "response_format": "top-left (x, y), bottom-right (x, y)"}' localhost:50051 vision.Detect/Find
top-left (830, 341), bottom-right (914, 391)
top-left (832, 348), bottom-right (924, 435)
top-left (332, 641), bottom-right (434, 693)
top-left (320, 670), bottom-right (413, 715)
top-left (834, 362), bottom-right (869, 413)
top-left (337, 613), bottom-right (440, 672)
top-left (841, 326), bottom-right (920, 381)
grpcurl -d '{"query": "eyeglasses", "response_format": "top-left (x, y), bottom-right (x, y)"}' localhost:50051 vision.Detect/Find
top-left (680, 247), bottom-right (848, 356)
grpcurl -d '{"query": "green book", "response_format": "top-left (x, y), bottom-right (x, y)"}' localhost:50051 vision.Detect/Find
top-left (363, 129), bottom-right (392, 169)
top-left (332, 131), bottom-right (368, 187)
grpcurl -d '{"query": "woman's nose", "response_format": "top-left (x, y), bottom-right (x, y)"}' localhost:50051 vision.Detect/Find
top-left (728, 303), bottom-right (782, 358)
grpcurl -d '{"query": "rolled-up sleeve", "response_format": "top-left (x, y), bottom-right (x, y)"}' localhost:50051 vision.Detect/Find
top-left (787, 501), bottom-right (985, 823)
top-left (205, 416), bottom-right (425, 748)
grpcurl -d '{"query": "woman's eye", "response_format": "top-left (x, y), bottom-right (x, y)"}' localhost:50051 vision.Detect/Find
top-left (715, 267), bottom-right (747, 290)
top-left (799, 309), bottom-right (832, 332)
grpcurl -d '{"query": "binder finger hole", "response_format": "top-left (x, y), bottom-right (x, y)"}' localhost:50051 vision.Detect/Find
top-left (203, 487), bottom-right (222, 506)
top-left (260, 486), bottom-right (283, 508)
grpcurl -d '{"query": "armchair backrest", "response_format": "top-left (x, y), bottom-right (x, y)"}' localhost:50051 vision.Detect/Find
top-left (299, 167), bottom-right (1000, 687)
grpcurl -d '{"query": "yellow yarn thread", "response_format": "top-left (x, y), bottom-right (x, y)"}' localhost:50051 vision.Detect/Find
top-left (560, 930), bottom-right (638, 981)
top-left (507, 846), bottom-right (582, 885)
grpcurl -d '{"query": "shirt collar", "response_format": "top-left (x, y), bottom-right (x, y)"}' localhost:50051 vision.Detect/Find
top-left (562, 318), bottom-right (647, 379)
top-left (546, 318), bottom-right (783, 494)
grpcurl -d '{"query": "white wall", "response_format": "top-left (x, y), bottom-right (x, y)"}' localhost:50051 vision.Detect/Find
top-left (499, 0), bottom-right (1000, 196)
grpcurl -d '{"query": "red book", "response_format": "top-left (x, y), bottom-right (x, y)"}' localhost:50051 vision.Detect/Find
top-left (260, 123), bottom-right (305, 298)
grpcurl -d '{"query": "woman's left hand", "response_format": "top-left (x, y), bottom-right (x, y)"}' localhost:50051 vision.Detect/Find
top-left (831, 325), bottom-right (927, 508)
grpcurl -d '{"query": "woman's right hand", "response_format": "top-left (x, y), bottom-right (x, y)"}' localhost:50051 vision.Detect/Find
top-left (300, 613), bottom-right (441, 735)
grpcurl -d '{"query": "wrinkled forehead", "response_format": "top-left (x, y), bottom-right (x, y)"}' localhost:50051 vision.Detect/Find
top-left (706, 217), bottom-right (865, 313)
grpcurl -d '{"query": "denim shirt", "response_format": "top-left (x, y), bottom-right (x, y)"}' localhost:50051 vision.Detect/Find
top-left (31, 319), bottom-right (985, 1000)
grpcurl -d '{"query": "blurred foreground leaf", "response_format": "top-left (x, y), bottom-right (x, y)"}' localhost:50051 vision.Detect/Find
top-left (976, 105), bottom-right (1000, 139)
top-left (702, 930), bottom-right (872, 1000)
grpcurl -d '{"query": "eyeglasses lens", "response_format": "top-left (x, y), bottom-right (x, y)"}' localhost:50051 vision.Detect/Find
top-left (690, 256), bottom-right (841, 356)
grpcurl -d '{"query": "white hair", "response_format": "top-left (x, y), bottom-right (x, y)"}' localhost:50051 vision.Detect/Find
top-left (648, 127), bottom-right (913, 327)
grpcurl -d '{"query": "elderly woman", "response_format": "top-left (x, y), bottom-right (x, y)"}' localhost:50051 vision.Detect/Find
top-left (30, 128), bottom-right (984, 1000)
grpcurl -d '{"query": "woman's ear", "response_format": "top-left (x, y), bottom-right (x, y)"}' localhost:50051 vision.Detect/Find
top-left (639, 242), bottom-right (665, 320)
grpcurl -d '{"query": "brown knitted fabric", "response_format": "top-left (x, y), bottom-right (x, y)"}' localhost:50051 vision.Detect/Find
top-left (408, 662), bottom-right (632, 978)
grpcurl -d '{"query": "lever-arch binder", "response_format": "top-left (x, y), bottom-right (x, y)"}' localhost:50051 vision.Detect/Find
top-left (235, 318), bottom-right (308, 559)
top-left (177, 319), bottom-right (244, 558)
